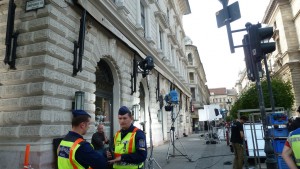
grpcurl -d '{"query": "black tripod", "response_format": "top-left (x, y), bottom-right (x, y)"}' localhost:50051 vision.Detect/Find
top-left (166, 106), bottom-right (192, 162)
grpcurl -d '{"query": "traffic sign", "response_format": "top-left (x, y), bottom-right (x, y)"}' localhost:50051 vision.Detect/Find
top-left (216, 1), bottom-right (241, 28)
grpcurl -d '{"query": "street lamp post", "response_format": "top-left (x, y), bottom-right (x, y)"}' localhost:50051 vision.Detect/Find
top-left (226, 99), bottom-right (231, 116)
top-left (225, 99), bottom-right (231, 146)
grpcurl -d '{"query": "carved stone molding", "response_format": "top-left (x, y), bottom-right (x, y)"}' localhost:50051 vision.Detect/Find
top-left (155, 11), bottom-right (169, 29)
top-left (145, 37), bottom-right (156, 49)
top-left (135, 25), bottom-right (145, 38)
top-left (148, 0), bottom-right (156, 4)
top-left (168, 33), bottom-right (177, 44)
top-left (272, 29), bottom-right (279, 40)
top-left (116, 4), bottom-right (130, 19)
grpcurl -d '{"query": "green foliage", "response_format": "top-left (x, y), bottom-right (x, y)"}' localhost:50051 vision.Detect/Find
top-left (225, 116), bottom-right (233, 122)
top-left (230, 78), bottom-right (294, 118)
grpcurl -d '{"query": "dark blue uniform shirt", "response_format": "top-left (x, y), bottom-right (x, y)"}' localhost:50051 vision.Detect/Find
top-left (119, 124), bottom-right (147, 164)
top-left (63, 131), bottom-right (107, 169)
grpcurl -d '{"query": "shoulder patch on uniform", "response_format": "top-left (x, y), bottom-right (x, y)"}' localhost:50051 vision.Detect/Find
top-left (138, 139), bottom-right (145, 147)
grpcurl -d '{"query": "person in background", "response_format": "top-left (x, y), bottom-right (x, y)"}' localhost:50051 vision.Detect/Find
top-left (92, 124), bottom-right (109, 154)
top-left (282, 106), bottom-right (300, 169)
top-left (230, 116), bottom-right (248, 169)
top-left (57, 110), bottom-right (107, 169)
top-left (107, 106), bottom-right (147, 169)
top-left (288, 106), bottom-right (300, 132)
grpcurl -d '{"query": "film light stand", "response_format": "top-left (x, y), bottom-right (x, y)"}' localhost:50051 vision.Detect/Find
top-left (166, 105), bottom-right (192, 162)
top-left (145, 76), bottom-right (162, 169)
top-left (146, 104), bottom-right (162, 169)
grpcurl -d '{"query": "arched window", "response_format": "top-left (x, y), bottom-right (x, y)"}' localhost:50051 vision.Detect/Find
top-left (188, 53), bottom-right (193, 65)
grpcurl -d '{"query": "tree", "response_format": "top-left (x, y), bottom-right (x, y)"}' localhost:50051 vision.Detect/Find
top-left (230, 78), bottom-right (294, 118)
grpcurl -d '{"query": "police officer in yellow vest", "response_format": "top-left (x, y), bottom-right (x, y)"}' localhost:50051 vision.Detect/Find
top-left (57, 110), bottom-right (107, 169)
top-left (282, 106), bottom-right (300, 169)
top-left (107, 106), bottom-right (147, 169)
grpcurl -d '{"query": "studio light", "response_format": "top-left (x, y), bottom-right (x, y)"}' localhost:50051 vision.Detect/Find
top-left (164, 90), bottom-right (179, 105)
top-left (138, 56), bottom-right (154, 78)
top-left (131, 55), bottom-right (155, 94)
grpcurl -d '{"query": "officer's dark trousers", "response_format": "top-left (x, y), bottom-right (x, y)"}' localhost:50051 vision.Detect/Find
top-left (232, 143), bottom-right (244, 169)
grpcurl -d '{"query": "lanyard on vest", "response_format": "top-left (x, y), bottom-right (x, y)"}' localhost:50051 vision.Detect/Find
top-left (114, 127), bottom-right (139, 157)
top-left (69, 138), bottom-right (93, 169)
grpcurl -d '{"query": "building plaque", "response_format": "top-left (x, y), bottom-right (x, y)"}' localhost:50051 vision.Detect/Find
top-left (26, 0), bottom-right (45, 12)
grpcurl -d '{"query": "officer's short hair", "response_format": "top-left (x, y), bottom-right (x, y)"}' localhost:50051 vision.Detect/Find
top-left (72, 115), bottom-right (90, 127)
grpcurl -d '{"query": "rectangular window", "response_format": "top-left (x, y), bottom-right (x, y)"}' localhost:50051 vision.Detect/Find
top-left (141, 2), bottom-right (145, 30)
top-left (189, 72), bottom-right (194, 83)
top-left (159, 29), bottom-right (163, 49)
top-left (276, 39), bottom-right (281, 53)
top-left (190, 88), bottom-right (195, 101)
top-left (167, 8), bottom-right (170, 24)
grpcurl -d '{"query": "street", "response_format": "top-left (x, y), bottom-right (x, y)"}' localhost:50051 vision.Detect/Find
top-left (146, 133), bottom-right (234, 169)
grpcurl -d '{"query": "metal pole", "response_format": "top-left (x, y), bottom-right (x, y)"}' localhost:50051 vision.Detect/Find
top-left (221, 0), bottom-right (235, 53)
top-left (263, 54), bottom-right (275, 112)
top-left (172, 109), bottom-right (175, 156)
top-left (254, 62), bottom-right (277, 169)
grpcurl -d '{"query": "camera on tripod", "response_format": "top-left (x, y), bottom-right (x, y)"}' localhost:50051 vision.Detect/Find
top-left (164, 90), bottom-right (179, 111)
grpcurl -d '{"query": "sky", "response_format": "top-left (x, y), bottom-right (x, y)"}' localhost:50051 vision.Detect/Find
top-left (183, 0), bottom-right (270, 89)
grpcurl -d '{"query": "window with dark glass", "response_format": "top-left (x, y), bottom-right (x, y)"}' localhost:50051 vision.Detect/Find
top-left (190, 88), bottom-right (196, 101)
top-left (159, 29), bottom-right (163, 49)
top-left (141, 2), bottom-right (145, 30)
top-left (167, 8), bottom-right (170, 24)
top-left (188, 53), bottom-right (193, 65)
top-left (189, 72), bottom-right (194, 82)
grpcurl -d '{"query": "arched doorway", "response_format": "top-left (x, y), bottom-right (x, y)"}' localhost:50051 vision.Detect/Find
top-left (95, 60), bottom-right (114, 146)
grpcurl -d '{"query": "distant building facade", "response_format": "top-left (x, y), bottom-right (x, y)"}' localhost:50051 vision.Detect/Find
top-left (235, 69), bottom-right (252, 95)
top-left (185, 40), bottom-right (210, 132)
top-left (209, 88), bottom-right (238, 116)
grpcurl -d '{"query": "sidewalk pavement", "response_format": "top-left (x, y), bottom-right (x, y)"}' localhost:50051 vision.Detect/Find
top-left (145, 133), bottom-right (234, 169)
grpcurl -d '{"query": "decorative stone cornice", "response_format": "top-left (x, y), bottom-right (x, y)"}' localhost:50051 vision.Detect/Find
top-left (263, 0), bottom-right (291, 24)
top-left (262, 0), bottom-right (277, 24)
top-left (148, 0), bottom-right (156, 4)
top-left (168, 0), bottom-right (175, 9)
top-left (145, 37), bottom-right (156, 49)
top-left (116, 4), bottom-right (130, 19)
top-left (272, 29), bottom-right (279, 40)
top-left (154, 11), bottom-right (169, 29)
top-left (167, 33), bottom-right (177, 45)
top-left (177, 48), bottom-right (185, 58)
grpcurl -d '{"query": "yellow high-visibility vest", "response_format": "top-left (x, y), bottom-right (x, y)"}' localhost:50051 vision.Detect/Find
top-left (57, 138), bottom-right (92, 169)
top-left (113, 127), bottom-right (143, 169)
top-left (288, 134), bottom-right (300, 166)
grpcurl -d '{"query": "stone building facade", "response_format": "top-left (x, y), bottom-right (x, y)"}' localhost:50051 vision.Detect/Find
top-left (262, 0), bottom-right (300, 115)
top-left (185, 41), bottom-right (210, 131)
top-left (0, 0), bottom-right (196, 168)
